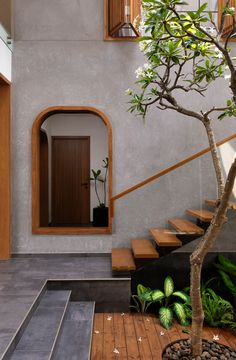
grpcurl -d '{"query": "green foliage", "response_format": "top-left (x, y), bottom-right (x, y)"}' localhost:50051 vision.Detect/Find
top-left (202, 287), bottom-right (234, 327)
top-left (131, 277), bottom-right (191, 329)
top-left (126, 0), bottom-right (235, 119)
top-left (215, 255), bottom-right (236, 298)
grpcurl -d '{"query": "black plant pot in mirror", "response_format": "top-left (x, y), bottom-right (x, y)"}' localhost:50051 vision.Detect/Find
top-left (93, 207), bottom-right (109, 227)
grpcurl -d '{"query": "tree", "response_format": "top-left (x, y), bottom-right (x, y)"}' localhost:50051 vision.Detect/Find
top-left (127, 0), bottom-right (236, 357)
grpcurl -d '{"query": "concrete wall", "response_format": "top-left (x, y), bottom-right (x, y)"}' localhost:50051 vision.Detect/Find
top-left (42, 113), bottom-right (108, 220)
top-left (12, 0), bottom-right (236, 253)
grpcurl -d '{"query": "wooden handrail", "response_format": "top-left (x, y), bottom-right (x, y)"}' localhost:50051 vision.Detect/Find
top-left (111, 132), bottom-right (236, 203)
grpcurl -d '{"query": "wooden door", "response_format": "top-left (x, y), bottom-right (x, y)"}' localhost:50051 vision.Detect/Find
top-left (52, 136), bottom-right (90, 225)
top-left (40, 130), bottom-right (49, 226)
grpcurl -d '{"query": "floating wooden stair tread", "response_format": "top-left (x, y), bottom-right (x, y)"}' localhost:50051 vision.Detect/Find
top-left (205, 199), bottom-right (236, 209)
top-left (168, 218), bottom-right (204, 235)
top-left (150, 228), bottom-right (182, 247)
top-left (186, 209), bottom-right (214, 222)
top-left (112, 248), bottom-right (136, 271)
top-left (131, 239), bottom-right (159, 259)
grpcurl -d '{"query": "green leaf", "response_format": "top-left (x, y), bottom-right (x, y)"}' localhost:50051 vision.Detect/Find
top-left (164, 276), bottom-right (174, 297)
top-left (217, 255), bottom-right (236, 276)
top-left (137, 284), bottom-right (150, 296)
top-left (173, 302), bottom-right (189, 326)
top-left (139, 290), bottom-right (153, 302)
top-left (173, 291), bottom-right (190, 304)
top-left (159, 307), bottom-right (173, 330)
top-left (151, 289), bottom-right (165, 302)
top-left (218, 270), bottom-right (236, 296)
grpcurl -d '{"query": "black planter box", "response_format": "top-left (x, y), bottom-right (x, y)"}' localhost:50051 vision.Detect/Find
top-left (93, 207), bottom-right (109, 227)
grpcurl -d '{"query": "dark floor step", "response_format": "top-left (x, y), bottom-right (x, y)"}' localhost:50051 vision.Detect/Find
top-left (186, 209), bottom-right (214, 222)
top-left (51, 302), bottom-right (95, 360)
top-left (205, 199), bottom-right (236, 209)
top-left (131, 239), bottom-right (159, 259)
top-left (150, 228), bottom-right (182, 247)
top-left (9, 290), bottom-right (71, 360)
top-left (168, 218), bottom-right (204, 235)
top-left (112, 248), bottom-right (136, 271)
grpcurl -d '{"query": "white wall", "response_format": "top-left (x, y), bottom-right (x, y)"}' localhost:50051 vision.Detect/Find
top-left (42, 113), bottom-right (108, 221)
top-left (0, 38), bottom-right (11, 81)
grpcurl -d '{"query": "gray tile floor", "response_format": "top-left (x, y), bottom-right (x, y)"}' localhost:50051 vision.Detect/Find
top-left (0, 255), bottom-right (112, 359)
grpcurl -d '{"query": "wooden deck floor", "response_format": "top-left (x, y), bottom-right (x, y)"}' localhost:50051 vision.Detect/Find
top-left (91, 313), bottom-right (236, 360)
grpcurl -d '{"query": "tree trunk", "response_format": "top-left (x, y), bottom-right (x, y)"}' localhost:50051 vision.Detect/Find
top-left (203, 118), bottom-right (225, 198)
top-left (190, 157), bottom-right (236, 358)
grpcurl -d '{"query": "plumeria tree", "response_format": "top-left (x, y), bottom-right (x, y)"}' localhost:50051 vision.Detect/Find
top-left (127, 0), bottom-right (236, 357)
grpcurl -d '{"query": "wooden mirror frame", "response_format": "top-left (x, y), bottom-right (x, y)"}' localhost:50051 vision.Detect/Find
top-left (32, 106), bottom-right (113, 235)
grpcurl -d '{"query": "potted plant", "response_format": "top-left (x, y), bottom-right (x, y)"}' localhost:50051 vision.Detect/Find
top-left (90, 157), bottom-right (109, 227)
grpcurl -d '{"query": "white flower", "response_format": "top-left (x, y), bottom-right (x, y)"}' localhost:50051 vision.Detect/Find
top-left (135, 66), bottom-right (145, 79)
top-left (229, 7), bottom-right (235, 12)
top-left (107, 316), bottom-right (112, 321)
top-left (213, 334), bottom-right (219, 341)
top-left (113, 348), bottom-right (120, 354)
top-left (143, 63), bottom-right (152, 70)
top-left (94, 330), bottom-right (100, 334)
top-left (160, 331), bottom-right (165, 336)
top-left (125, 88), bottom-right (133, 95)
top-left (121, 312), bottom-right (125, 316)
top-left (138, 337), bottom-right (142, 342)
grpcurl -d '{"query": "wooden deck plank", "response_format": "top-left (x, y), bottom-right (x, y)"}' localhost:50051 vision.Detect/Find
top-left (131, 239), bottom-right (159, 259)
top-left (113, 313), bottom-right (127, 359)
top-left (123, 313), bottom-right (141, 360)
top-left (103, 313), bottom-right (116, 360)
top-left (91, 314), bottom-right (236, 359)
top-left (91, 313), bottom-right (104, 360)
top-left (142, 314), bottom-right (162, 360)
top-left (112, 248), bottom-right (136, 271)
top-left (133, 313), bottom-right (152, 360)
top-left (168, 218), bottom-right (204, 235)
top-left (150, 228), bottom-right (182, 247)
top-left (186, 209), bottom-right (215, 222)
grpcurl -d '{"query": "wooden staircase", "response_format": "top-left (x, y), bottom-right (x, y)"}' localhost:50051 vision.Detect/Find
top-left (111, 199), bottom-right (236, 274)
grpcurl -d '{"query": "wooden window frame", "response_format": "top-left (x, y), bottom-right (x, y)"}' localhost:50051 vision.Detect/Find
top-left (104, 0), bottom-right (141, 41)
top-left (32, 106), bottom-right (113, 235)
top-left (218, 0), bottom-right (236, 41)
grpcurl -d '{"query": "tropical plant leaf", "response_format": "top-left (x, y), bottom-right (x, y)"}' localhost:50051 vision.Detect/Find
top-left (137, 284), bottom-right (149, 296)
top-left (139, 290), bottom-right (153, 302)
top-left (164, 276), bottom-right (174, 297)
top-left (173, 291), bottom-right (190, 304)
top-left (159, 307), bottom-right (173, 330)
top-left (217, 255), bottom-right (236, 276)
top-left (173, 302), bottom-right (189, 326)
top-left (151, 289), bottom-right (165, 302)
top-left (218, 270), bottom-right (236, 297)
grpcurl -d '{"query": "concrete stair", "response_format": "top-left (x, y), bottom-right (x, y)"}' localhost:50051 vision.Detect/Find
top-left (7, 291), bottom-right (95, 360)
top-left (50, 302), bottom-right (95, 360)
top-left (9, 290), bottom-right (71, 360)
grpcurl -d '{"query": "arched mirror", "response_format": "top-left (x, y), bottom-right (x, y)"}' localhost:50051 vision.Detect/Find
top-left (32, 107), bottom-right (112, 235)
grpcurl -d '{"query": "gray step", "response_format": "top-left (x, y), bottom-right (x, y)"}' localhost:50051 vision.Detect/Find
top-left (51, 302), bottom-right (95, 360)
top-left (9, 290), bottom-right (71, 360)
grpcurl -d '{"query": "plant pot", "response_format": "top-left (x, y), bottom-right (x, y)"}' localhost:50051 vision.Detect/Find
top-left (93, 207), bottom-right (109, 227)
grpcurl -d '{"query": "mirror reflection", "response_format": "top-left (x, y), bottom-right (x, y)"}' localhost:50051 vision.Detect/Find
top-left (40, 113), bottom-right (109, 228)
